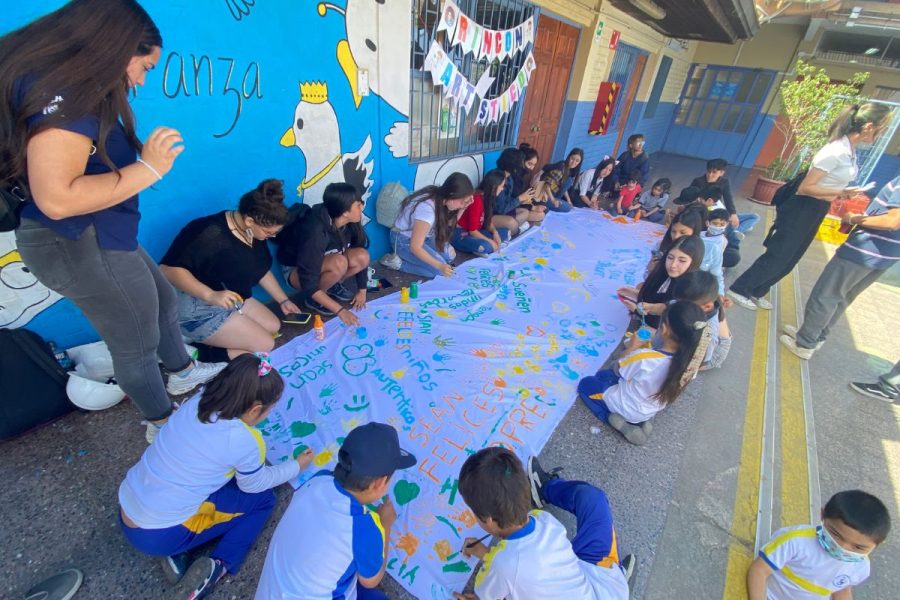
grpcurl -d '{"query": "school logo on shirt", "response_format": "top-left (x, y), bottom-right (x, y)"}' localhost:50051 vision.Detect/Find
top-left (42, 95), bottom-right (64, 115)
top-left (833, 574), bottom-right (851, 588)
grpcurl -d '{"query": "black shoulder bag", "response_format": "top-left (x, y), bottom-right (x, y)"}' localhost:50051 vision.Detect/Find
top-left (0, 180), bottom-right (29, 232)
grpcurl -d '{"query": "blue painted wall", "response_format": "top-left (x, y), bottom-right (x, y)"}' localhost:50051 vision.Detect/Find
top-left (554, 99), bottom-right (676, 167)
top-left (2, 1), bottom-right (499, 348)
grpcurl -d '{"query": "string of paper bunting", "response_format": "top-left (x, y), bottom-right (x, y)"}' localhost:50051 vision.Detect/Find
top-left (438, 0), bottom-right (536, 61)
top-left (424, 41), bottom-right (536, 125)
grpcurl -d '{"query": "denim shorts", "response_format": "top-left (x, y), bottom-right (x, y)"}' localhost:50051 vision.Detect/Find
top-left (281, 264), bottom-right (299, 290)
top-left (177, 291), bottom-right (233, 342)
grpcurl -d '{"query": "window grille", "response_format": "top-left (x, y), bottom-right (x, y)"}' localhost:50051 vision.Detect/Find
top-left (410, 0), bottom-right (536, 163)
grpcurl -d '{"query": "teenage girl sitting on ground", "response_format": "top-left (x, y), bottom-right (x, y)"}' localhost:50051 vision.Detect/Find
top-left (574, 157), bottom-right (615, 210)
top-left (276, 182), bottom-right (369, 323)
top-left (492, 147), bottom-right (538, 236)
top-left (391, 172), bottom-right (473, 278)
top-left (539, 148), bottom-right (583, 213)
top-left (647, 206), bottom-right (706, 275)
top-left (452, 169), bottom-right (510, 257)
top-left (160, 179), bottom-right (302, 360)
top-left (623, 235), bottom-right (705, 328)
top-left (118, 354), bottom-right (315, 599)
top-left (578, 301), bottom-right (707, 445)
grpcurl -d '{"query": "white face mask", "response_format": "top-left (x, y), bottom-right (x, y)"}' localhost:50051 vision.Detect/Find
top-left (707, 225), bottom-right (726, 236)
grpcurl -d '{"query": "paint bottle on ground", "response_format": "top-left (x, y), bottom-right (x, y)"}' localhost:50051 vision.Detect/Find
top-left (313, 315), bottom-right (325, 341)
top-left (410, 281), bottom-right (419, 299)
top-left (400, 286), bottom-right (410, 303)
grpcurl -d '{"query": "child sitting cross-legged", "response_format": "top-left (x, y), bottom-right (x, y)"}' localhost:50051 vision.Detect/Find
top-left (578, 301), bottom-right (707, 445)
top-left (118, 354), bottom-right (315, 600)
top-left (451, 169), bottom-right (511, 257)
top-left (615, 170), bottom-right (642, 216)
top-left (255, 422), bottom-right (417, 599)
top-left (748, 489), bottom-right (891, 599)
top-left (451, 448), bottom-right (633, 600)
top-left (628, 177), bottom-right (671, 222)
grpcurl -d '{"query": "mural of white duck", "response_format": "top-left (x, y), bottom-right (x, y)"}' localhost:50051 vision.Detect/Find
top-left (279, 81), bottom-right (374, 214)
top-left (317, 0), bottom-right (411, 158)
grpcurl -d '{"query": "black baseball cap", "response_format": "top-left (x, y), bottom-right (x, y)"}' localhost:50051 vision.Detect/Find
top-left (338, 422), bottom-right (417, 476)
top-left (673, 186), bottom-right (702, 206)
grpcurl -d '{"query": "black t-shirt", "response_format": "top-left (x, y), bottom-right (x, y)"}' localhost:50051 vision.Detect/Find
top-left (161, 211), bottom-right (272, 300)
top-left (690, 175), bottom-right (736, 215)
top-left (276, 204), bottom-right (366, 296)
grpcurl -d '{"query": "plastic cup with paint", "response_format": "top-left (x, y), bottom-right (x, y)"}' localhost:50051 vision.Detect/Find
top-left (410, 281), bottom-right (419, 299)
top-left (636, 326), bottom-right (652, 342)
top-left (400, 287), bottom-right (410, 304)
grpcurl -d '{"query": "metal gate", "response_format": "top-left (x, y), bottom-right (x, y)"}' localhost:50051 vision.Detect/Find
top-left (662, 64), bottom-right (777, 164)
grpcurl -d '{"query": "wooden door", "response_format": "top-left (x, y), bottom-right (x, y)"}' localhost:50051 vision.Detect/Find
top-left (517, 15), bottom-right (579, 164)
top-left (611, 53), bottom-right (647, 156)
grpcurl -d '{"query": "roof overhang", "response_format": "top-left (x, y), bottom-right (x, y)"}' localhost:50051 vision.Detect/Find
top-left (607, 0), bottom-right (759, 43)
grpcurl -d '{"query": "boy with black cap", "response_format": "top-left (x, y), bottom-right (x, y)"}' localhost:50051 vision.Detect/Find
top-left (663, 186), bottom-right (703, 226)
top-left (255, 422), bottom-right (417, 600)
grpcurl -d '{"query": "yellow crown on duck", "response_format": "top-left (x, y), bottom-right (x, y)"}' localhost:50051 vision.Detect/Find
top-left (299, 81), bottom-right (329, 105)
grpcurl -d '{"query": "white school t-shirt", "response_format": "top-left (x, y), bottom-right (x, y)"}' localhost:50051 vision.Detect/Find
top-left (474, 511), bottom-right (629, 600)
top-left (810, 136), bottom-right (858, 191)
top-left (118, 396), bottom-right (299, 528)
top-left (394, 198), bottom-right (436, 235)
top-left (255, 472), bottom-right (386, 600)
top-left (600, 349), bottom-right (672, 424)
top-left (760, 525), bottom-right (870, 600)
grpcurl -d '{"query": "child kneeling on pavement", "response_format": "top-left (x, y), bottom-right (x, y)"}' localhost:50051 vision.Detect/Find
top-left (118, 354), bottom-right (315, 599)
top-left (578, 301), bottom-right (707, 445)
top-left (452, 447), bottom-right (633, 600)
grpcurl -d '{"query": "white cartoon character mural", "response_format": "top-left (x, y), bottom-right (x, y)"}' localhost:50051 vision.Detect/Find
top-left (317, 0), bottom-right (412, 158)
top-left (279, 81), bottom-right (374, 215)
top-left (0, 231), bottom-right (62, 328)
top-left (413, 154), bottom-right (483, 191)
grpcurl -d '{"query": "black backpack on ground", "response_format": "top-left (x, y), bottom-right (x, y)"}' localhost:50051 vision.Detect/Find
top-left (0, 329), bottom-right (73, 440)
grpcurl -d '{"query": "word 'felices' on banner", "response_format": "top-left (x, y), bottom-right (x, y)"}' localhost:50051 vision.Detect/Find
top-left (259, 210), bottom-right (663, 598)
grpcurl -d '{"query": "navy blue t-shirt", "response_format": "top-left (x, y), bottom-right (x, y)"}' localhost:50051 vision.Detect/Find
top-left (17, 78), bottom-right (141, 250)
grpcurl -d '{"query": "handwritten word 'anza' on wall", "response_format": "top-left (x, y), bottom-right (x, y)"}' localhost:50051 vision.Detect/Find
top-left (161, 53), bottom-right (262, 138)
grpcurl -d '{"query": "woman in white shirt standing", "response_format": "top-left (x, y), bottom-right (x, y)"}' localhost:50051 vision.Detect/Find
top-left (729, 103), bottom-right (892, 310)
top-left (391, 172), bottom-right (474, 278)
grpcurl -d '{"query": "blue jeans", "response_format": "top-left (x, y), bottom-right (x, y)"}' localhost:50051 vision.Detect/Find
top-left (390, 230), bottom-right (452, 278)
top-left (577, 369), bottom-right (619, 423)
top-left (450, 227), bottom-right (510, 254)
top-left (543, 478), bottom-right (620, 567)
top-left (548, 198), bottom-right (573, 212)
top-left (727, 212), bottom-right (761, 248)
top-left (119, 479), bottom-right (276, 574)
top-left (15, 219), bottom-right (191, 421)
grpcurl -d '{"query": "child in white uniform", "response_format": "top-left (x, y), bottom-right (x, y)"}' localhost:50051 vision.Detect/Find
top-left (118, 354), bottom-right (314, 599)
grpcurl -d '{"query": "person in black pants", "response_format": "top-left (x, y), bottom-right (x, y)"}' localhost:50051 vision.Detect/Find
top-left (728, 103), bottom-right (893, 311)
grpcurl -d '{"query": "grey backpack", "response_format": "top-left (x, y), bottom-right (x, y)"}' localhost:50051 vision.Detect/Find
top-left (375, 182), bottom-right (409, 229)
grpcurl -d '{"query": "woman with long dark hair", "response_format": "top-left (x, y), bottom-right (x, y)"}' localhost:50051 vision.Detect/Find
top-left (161, 179), bottom-right (302, 359)
top-left (391, 172), bottom-right (473, 278)
top-left (538, 148), bottom-right (583, 212)
top-left (574, 157), bottom-right (615, 209)
top-left (729, 102), bottom-right (893, 311)
top-left (277, 182), bottom-right (369, 324)
top-left (2, 0), bottom-right (225, 444)
top-left (452, 169), bottom-right (509, 256)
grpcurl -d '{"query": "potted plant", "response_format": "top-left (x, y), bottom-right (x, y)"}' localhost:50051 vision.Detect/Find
top-left (750, 60), bottom-right (868, 205)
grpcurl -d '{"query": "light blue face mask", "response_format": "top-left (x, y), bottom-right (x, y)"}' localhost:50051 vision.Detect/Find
top-left (816, 524), bottom-right (868, 563)
top-left (707, 224), bottom-right (727, 236)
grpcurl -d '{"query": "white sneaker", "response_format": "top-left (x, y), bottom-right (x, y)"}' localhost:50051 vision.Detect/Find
top-left (380, 253), bottom-right (402, 270)
top-left (782, 325), bottom-right (825, 350)
top-left (727, 290), bottom-right (757, 311)
top-left (779, 334), bottom-right (815, 360)
top-left (166, 361), bottom-right (227, 395)
top-left (754, 296), bottom-right (773, 310)
top-left (145, 421), bottom-right (162, 444)
top-left (733, 231), bottom-right (746, 241)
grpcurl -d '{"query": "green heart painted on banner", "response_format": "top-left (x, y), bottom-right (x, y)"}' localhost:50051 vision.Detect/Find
top-left (292, 444), bottom-right (309, 458)
top-left (290, 421), bottom-right (316, 437)
top-left (393, 480), bottom-right (421, 505)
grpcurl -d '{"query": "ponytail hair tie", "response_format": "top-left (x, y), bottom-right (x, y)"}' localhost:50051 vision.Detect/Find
top-left (254, 352), bottom-right (273, 376)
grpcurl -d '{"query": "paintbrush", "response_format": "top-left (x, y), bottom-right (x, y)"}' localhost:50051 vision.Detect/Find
top-left (221, 282), bottom-right (244, 314)
top-left (465, 533), bottom-right (491, 549)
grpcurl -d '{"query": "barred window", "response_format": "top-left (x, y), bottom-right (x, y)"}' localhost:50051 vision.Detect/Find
top-left (410, 0), bottom-right (536, 163)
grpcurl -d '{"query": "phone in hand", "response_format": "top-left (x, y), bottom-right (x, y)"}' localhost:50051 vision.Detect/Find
top-left (282, 312), bottom-right (312, 325)
top-left (617, 289), bottom-right (638, 304)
